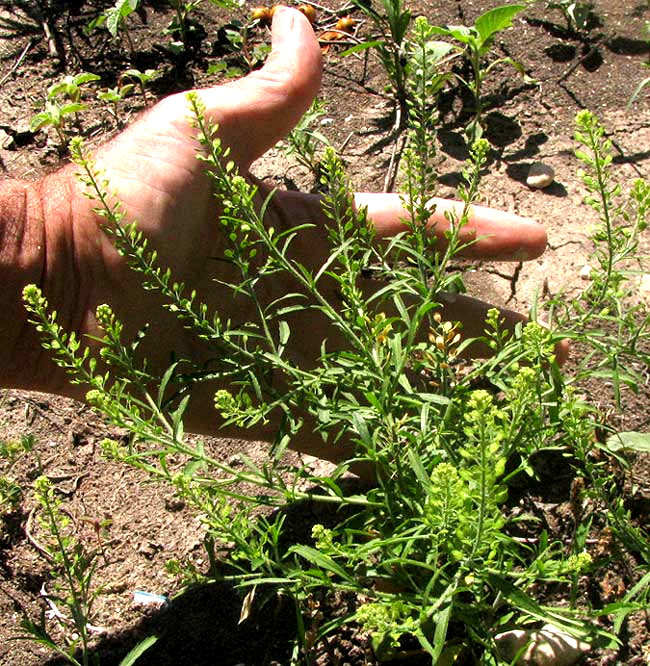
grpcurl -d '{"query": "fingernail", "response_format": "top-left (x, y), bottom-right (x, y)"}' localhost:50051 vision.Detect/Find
top-left (272, 5), bottom-right (292, 27)
top-left (271, 5), bottom-right (295, 44)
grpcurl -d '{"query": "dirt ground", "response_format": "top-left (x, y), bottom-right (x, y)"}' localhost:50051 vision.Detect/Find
top-left (0, 0), bottom-right (649, 664)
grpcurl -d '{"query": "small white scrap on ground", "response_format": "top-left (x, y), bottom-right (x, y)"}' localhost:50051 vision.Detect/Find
top-left (495, 623), bottom-right (591, 666)
top-left (133, 590), bottom-right (169, 607)
top-left (526, 162), bottom-right (555, 189)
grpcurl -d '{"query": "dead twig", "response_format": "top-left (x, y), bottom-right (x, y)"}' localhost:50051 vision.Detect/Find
top-left (383, 104), bottom-right (404, 192)
top-left (25, 506), bottom-right (55, 564)
top-left (0, 39), bottom-right (34, 86)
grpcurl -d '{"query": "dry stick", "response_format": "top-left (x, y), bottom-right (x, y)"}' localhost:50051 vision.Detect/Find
top-left (383, 104), bottom-right (404, 192)
top-left (0, 40), bottom-right (34, 87)
top-left (317, 33), bottom-right (358, 46)
top-left (25, 506), bottom-right (56, 564)
top-left (37, 5), bottom-right (63, 62)
top-left (339, 130), bottom-right (355, 153)
top-left (303, 0), bottom-right (356, 16)
top-left (300, 0), bottom-right (338, 16)
top-left (48, 472), bottom-right (89, 497)
top-left (42, 21), bottom-right (58, 58)
top-left (557, 47), bottom-right (599, 84)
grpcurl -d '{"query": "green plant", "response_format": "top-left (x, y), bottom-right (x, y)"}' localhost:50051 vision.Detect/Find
top-left (282, 98), bottom-right (331, 178)
top-left (345, 0), bottom-right (414, 108)
top-left (0, 433), bottom-right (35, 463)
top-left (163, 0), bottom-right (205, 52)
top-left (13, 474), bottom-right (158, 665)
top-left (545, 110), bottom-right (650, 405)
top-left (534, 110), bottom-right (650, 629)
top-left (30, 102), bottom-right (85, 146)
top-left (430, 4), bottom-right (529, 143)
top-left (343, 14), bottom-right (453, 189)
top-left (121, 68), bottom-right (157, 107)
top-left (400, 18), bottom-right (454, 198)
top-left (22, 83), bottom-right (650, 665)
top-left (542, 1), bottom-right (598, 34)
top-left (210, 20), bottom-right (272, 77)
top-left (30, 73), bottom-right (101, 147)
top-left (0, 435), bottom-right (35, 527)
top-left (87, 0), bottom-right (141, 43)
top-left (47, 73), bottom-right (102, 104)
top-left (15, 476), bottom-right (104, 665)
top-left (98, 84), bottom-right (135, 127)
top-left (0, 476), bottom-right (23, 515)
top-left (163, 0), bottom-right (239, 53)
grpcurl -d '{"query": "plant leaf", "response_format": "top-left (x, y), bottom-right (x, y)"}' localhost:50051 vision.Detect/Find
top-left (289, 545), bottom-right (350, 580)
top-left (119, 635), bottom-right (158, 666)
top-left (430, 25), bottom-right (473, 44)
top-left (474, 4), bottom-right (525, 46)
top-left (340, 40), bottom-right (383, 57)
top-left (605, 431), bottom-right (650, 453)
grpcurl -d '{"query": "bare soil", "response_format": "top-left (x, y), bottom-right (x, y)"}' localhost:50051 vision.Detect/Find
top-left (0, 1), bottom-right (650, 664)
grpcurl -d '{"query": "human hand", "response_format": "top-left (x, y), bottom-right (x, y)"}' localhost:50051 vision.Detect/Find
top-left (9, 7), bottom-right (553, 460)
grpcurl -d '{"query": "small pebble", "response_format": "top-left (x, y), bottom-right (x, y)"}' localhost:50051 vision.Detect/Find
top-left (639, 273), bottom-right (650, 299)
top-left (579, 264), bottom-right (592, 280)
top-left (527, 162), bottom-right (555, 189)
top-left (495, 623), bottom-right (591, 666)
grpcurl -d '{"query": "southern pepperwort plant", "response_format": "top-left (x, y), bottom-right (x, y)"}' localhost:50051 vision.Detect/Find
top-left (23, 20), bottom-right (635, 665)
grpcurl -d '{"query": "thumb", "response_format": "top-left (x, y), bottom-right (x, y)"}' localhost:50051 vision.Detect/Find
top-left (197, 7), bottom-right (322, 169)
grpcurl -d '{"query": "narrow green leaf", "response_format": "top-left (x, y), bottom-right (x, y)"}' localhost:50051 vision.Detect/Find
top-left (171, 395), bottom-right (190, 440)
top-left (352, 412), bottom-right (372, 444)
top-left (289, 545), bottom-right (350, 580)
top-left (340, 40), bottom-right (383, 57)
top-left (487, 573), bottom-right (597, 639)
top-left (407, 449), bottom-right (431, 489)
top-left (431, 600), bottom-right (453, 661)
top-left (279, 320), bottom-right (290, 346)
top-left (119, 635), bottom-right (158, 666)
top-left (628, 75), bottom-right (650, 108)
top-left (157, 362), bottom-right (178, 408)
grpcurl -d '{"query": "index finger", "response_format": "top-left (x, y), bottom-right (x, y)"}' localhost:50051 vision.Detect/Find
top-left (354, 193), bottom-right (547, 261)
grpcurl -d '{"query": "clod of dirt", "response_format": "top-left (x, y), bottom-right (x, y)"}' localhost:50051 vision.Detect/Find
top-left (526, 162), bottom-right (555, 189)
top-left (495, 623), bottom-right (591, 666)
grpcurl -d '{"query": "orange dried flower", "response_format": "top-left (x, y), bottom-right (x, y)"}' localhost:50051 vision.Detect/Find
top-left (335, 16), bottom-right (355, 33)
top-left (251, 6), bottom-right (271, 23)
top-left (298, 4), bottom-right (317, 24)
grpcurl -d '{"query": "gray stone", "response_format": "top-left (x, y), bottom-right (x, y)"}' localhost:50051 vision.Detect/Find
top-left (527, 162), bottom-right (555, 189)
